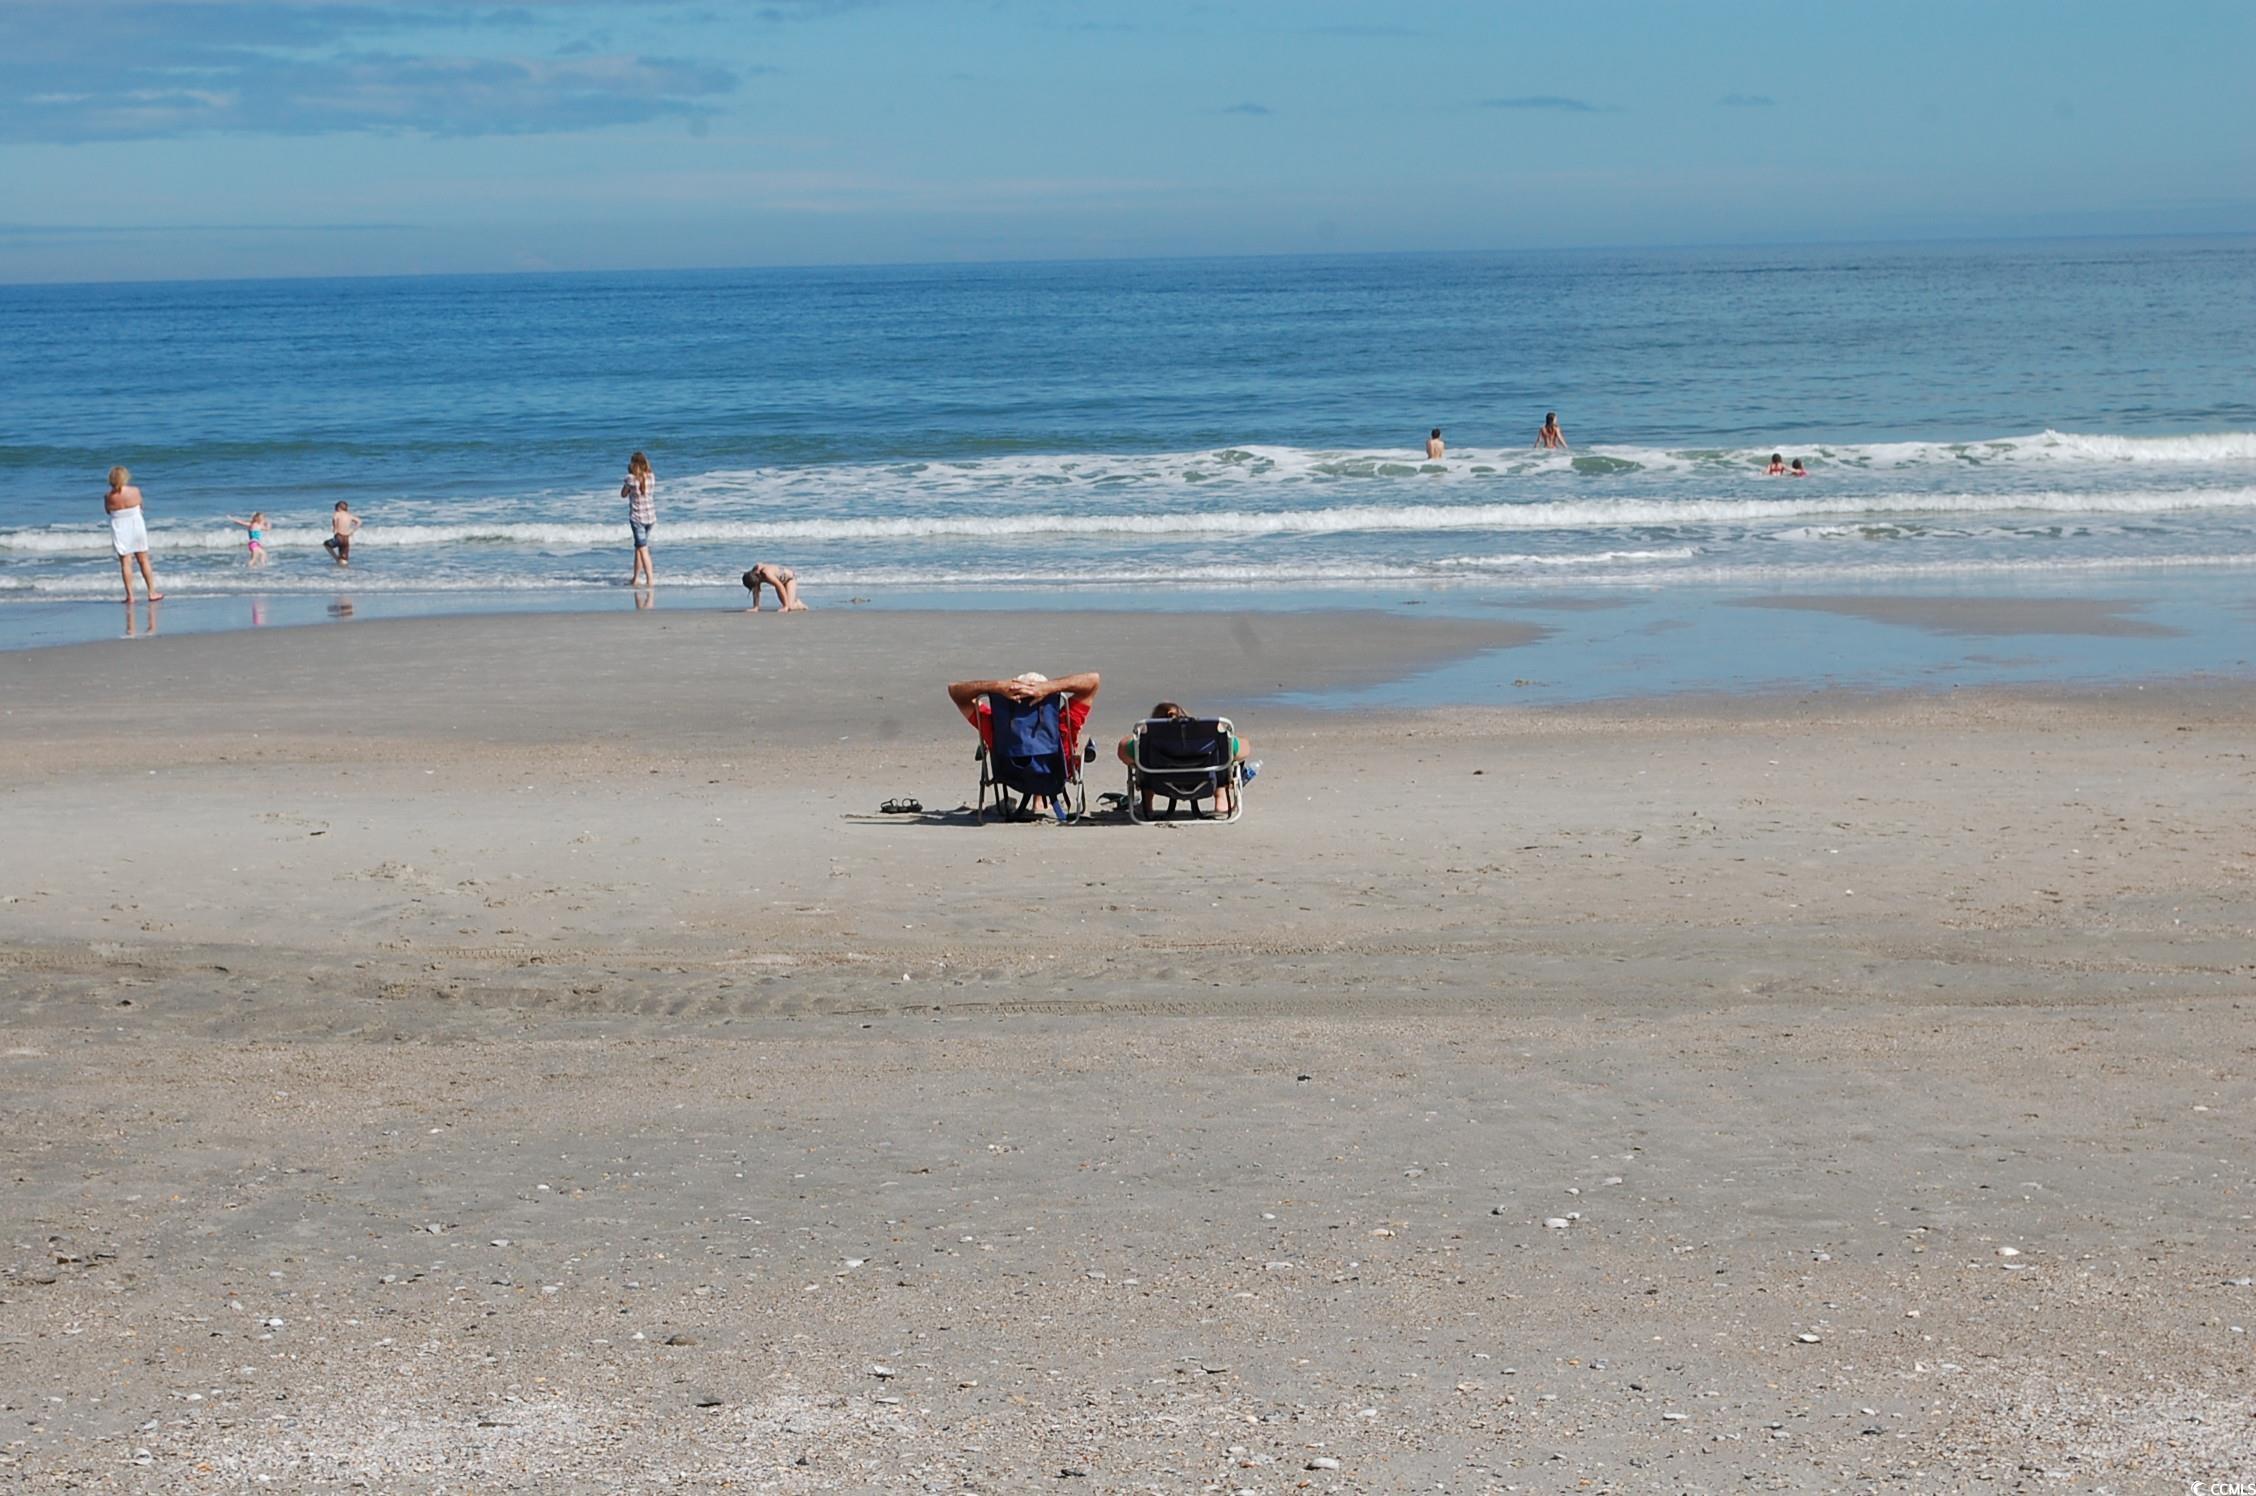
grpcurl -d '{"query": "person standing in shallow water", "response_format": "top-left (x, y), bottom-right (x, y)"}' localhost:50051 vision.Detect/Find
top-left (1425, 428), bottom-right (1445, 460)
top-left (322, 501), bottom-right (361, 565)
top-left (623, 451), bottom-right (656, 587)
top-left (1536, 412), bottom-right (1568, 450)
top-left (104, 466), bottom-right (162, 601)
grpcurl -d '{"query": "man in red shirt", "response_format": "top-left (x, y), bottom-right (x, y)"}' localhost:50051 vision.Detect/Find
top-left (947, 671), bottom-right (1101, 756)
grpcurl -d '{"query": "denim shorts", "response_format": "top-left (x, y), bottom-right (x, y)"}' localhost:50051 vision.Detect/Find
top-left (629, 519), bottom-right (653, 548)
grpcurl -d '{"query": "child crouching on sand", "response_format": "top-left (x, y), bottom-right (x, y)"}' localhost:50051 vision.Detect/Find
top-left (743, 563), bottom-right (808, 611)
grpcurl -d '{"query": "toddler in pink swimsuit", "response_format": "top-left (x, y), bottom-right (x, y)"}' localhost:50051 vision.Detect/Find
top-left (228, 511), bottom-right (268, 567)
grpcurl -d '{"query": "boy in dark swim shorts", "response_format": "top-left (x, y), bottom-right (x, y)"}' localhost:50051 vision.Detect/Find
top-left (323, 501), bottom-right (362, 565)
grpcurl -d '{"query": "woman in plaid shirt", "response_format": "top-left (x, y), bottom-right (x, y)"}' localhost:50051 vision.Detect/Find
top-left (622, 451), bottom-right (656, 586)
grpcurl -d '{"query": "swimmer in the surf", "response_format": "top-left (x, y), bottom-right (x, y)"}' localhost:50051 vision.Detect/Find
top-left (1789, 458), bottom-right (1808, 477)
top-left (1425, 428), bottom-right (1445, 460)
top-left (1536, 412), bottom-right (1567, 450)
top-left (1766, 453), bottom-right (1786, 475)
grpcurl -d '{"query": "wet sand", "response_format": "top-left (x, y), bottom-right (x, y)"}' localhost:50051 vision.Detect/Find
top-left (1735, 593), bottom-right (2185, 638)
top-left (2, 611), bottom-right (2253, 1491)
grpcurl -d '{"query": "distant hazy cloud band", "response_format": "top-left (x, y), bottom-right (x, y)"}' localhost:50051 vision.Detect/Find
top-left (0, 0), bottom-right (758, 142)
top-left (1479, 95), bottom-right (1615, 114)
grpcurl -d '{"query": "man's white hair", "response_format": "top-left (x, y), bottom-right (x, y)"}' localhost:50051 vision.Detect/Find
top-left (1013, 671), bottom-right (1048, 684)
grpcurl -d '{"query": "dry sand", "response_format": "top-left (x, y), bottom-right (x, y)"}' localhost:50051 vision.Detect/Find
top-left (2, 609), bottom-right (2253, 1493)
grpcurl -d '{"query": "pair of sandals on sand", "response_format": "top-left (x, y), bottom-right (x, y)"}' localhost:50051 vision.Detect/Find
top-left (879, 793), bottom-right (1134, 818)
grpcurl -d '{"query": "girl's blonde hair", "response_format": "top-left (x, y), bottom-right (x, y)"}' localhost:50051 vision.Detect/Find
top-left (628, 451), bottom-right (652, 480)
top-left (108, 465), bottom-right (129, 491)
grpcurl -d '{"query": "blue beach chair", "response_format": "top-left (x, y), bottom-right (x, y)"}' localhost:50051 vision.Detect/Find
top-left (977, 695), bottom-right (1093, 822)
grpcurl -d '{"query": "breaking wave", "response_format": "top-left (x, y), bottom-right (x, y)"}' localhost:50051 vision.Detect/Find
top-left (5, 486), bottom-right (2253, 556)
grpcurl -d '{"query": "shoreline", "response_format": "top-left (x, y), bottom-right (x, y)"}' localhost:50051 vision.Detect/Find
top-left (4, 575), bottom-right (2251, 716)
top-left (0, 607), bottom-right (1538, 765)
top-left (7, 598), bottom-right (2253, 757)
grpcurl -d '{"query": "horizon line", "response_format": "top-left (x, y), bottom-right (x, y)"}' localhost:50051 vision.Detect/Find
top-left (1, 227), bottom-right (2250, 292)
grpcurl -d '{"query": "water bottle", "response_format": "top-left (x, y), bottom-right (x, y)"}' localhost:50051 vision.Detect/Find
top-left (1242, 759), bottom-right (1261, 786)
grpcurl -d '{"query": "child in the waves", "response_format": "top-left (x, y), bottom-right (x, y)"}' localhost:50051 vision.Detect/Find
top-left (227, 511), bottom-right (269, 567)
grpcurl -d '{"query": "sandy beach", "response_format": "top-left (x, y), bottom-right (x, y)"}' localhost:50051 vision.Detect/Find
top-left (3, 608), bottom-right (2254, 1492)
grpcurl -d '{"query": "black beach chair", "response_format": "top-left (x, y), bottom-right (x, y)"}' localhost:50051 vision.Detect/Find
top-left (1126, 716), bottom-right (1244, 823)
top-left (976, 695), bottom-right (1094, 823)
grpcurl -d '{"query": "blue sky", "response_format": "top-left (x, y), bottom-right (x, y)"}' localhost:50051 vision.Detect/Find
top-left (2, 0), bottom-right (2251, 282)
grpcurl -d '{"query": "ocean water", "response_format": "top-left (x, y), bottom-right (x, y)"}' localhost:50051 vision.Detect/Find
top-left (3, 238), bottom-right (2254, 638)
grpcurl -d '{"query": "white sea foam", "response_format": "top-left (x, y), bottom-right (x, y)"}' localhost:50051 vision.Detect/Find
top-left (898, 547), bottom-right (2256, 590)
top-left (2026, 430), bottom-right (2256, 464)
top-left (653, 430), bottom-right (2256, 499)
top-left (11, 547), bottom-right (2256, 600)
top-left (1556, 550), bottom-right (2256, 588)
top-left (6, 486), bottom-right (2254, 556)
top-left (272, 429), bottom-right (2235, 524)
top-left (8, 430), bottom-right (2254, 617)
top-left (0, 551), bottom-right (1692, 595)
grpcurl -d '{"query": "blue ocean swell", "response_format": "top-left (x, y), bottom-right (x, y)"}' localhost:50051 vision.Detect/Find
top-left (2, 238), bottom-right (2254, 600)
